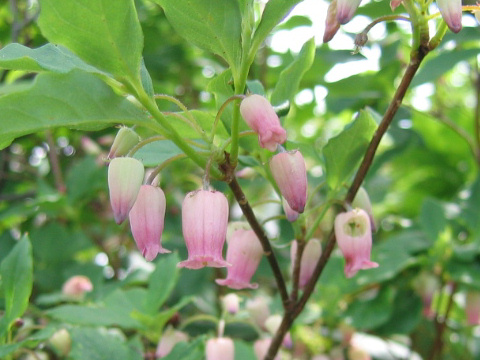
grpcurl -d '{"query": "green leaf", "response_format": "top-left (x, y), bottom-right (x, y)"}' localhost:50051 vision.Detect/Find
top-left (412, 48), bottom-right (480, 87)
top-left (0, 43), bottom-right (104, 74)
top-left (0, 326), bottom-right (58, 357)
top-left (270, 37), bottom-right (316, 107)
top-left (420, 198), bottom-right (446, 241)
top-left (323, 109), bottom-right (378, 191)
top-left (375, 291), bottom-right (423, 335)
top-left (345, 287), bottom-right (395, 330)
top-left (133, 140), bottom-right (183, 167)
top-left (162, 336), bottom-right (205, 360)
top-left (0, 235), bottom-right (33, 338)
top-left (69, 327), bottom-right (142, 360)
top-left (144, 253), bottom-right (180, 314)
top-left (37, 0), bottom-right (143, 83)
top-left (155, 0), bottom-right (242, 70)
top-left (252, 0), bottom-right (303, 50)
top-left (0, 71), bottom-right (151, 150)
top-left (163, 110), bottom-right (229, 139)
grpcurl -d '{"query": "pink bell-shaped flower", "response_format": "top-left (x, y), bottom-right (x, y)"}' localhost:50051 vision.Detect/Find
top-left (390, 0), bottom-right (403, 10)
top-left (336, 0), bottom-right (362, 24)
top-left (216, 229), bottom-right (264, 289)
top-left (129, 185), bottom-right (170, 261)
top-left (334, 208), bottom-right (378, 278)
top-left (466, 291), bottom-right (480, 325)
top-left (254, 338), bottom-right (280, 360)
top-left (270, 150), bottom-right (307, 213)
top-left (155, 327), bottom-right (188, 358)
top-left (206, 337), bottom-right (234, 360)
top-left (283, 198), bottom-right (299, 222)
top-left (246, 296), bottom-right (270, 329)
top-left (437, 0), bottom-right (462, 33)
top-left (178, 189), bottom-right (230, 269)
top-left (324, 0), bottom-right (341, 43)
top-left (290, 239), bottom-right (322, 290)
top-left (222, 293), bottom-right (241, 315)
top-left (108, 157), bottom-right (144, 224)
top-left (352, 187), bottom-right (376, 231)
top-left (62, 275), bottom-right (93, 300)
top-left (108, 127), bottom-right (140, 159)
top-left (240, 94), bottom-right (287, 151)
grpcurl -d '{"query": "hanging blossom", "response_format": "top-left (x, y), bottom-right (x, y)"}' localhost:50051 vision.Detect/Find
top-left (336, 0), bottom-right (362, 24)
top-left (216, 229), bottom-right (264, 289)
top-left (129, 185), bottom-right (170, 261)
top-left (352, 186), bottom-right (376, 231)
top-left (290, 239), bottom-right (323, 290)
top-left (270, 149), bottom-right (308, 213)
top-left (324, 0), bottom-right (341, 42)
top-left (108, 157), bottom-right (144, 224)
top-left (240, 94), bottom-right (287, 151)
top-left (334, 208), bottom-right (378, 278)
top-left (178, 189), bottom-right (230, 269)
top-left (206, 337), bottom-right (234, 360)
top-left (437, 0), bottom-right (463, 33)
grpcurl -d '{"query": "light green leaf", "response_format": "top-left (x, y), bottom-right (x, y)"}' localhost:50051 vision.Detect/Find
top-left (162, 336), bottom-right (205, 360)
top-left (323, 109), bottom-right (378, 191)
top-left (155, 0), bottom-right (242, 70)
top-left (0, 326), bottom-right (57, 357)
top-left (0, 235), bottom-right (33, 338)
top-left (144, 253), bottom-right (180, 314)
top-left (69, 328), bottom-right (142, 360)
top-left (133, 140), bottom-right (184, 167)
top-left (0, 71), bottom-right (151, 150)
top-left (420, 198), bottom-right (446, 241)
top-left (163, 110), bottom-right (229, 139)
top-left (270, 37), bottom-right (316, 107)
top-left (252, 0), bottom-right (303, 50)
top-left (37, 0), bottom-right (143, 83)
top-left (0, 43), bottom-right (103, 74)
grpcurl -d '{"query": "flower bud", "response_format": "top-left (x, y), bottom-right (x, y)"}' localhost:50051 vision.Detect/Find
top-left (437, 0), bottom-right (462, 33)
top-left (348, 345), bottom-right (371, 360)
top-left (222, 293), bottom-right (241, 315)
top-left (290, 239), bottom-right (322, 290)
top-left (108, 157), bottom-right (144, 224)
top-left (178, 189), bottom-right (230, 269)
top-left (334, 209), bottom-right (378, 278)
top-left (466, 291), bottom-right (480, 325)
top-left (49, 329), bottom-right (71, 356)
top-left (390, 0), bottom-right (403, 10)
top-left (129, 185), bottom-right (170, 261)
top-left (324, 0), bottom-right (341, 43)
top-left (246, 296), bottom-right (270, 329)
top-left (216, 229), bottom-right (263, 289)
top-left (62, 275), bottom-right (93, 299)
top-left (240, 94), bottom-right (287, 151)
top-left (412, 272), bottom-right (439, 318)
top-left (108, 127), bottom-right (140, 159)
top-left (336, 0), bottom-right (362, 24)
top-left (283, 199), bottom-right (299, 222)
top-left (156, 327), bottom-right (188, 358)
top-left (352, 187), bottom-right (376, 231)
top-left (254, 338), bottom-right (280, 360)
top-left (206, 337), bottom-right (234, 360)
top-left (270, 150), bottom-right (307, 213)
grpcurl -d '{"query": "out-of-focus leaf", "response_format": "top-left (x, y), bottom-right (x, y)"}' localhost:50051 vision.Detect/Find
top-left (0, 325), bottom-right (57, 357)
top-left (271, 37), bottom-right (316, 107)
top-left (66, 157), bottom-right (107, 204)
top-left (420, 198), bottom-right (446, 242)
top-left (144, 253), bottom-right (180, 314)
top-left (162, 336), bottom-right (205, 360)
top-left (38, 0), bottom-right (143, 83)
top-left (133, 140), bottom-right (183, 167)
top-left (0, 235), bottom-right (33, 338)
top-left (323, 109), bottom-right (377, 191)
top-left (0, 71), bottom-right (151, 150)
top-left (275, 15), bottom-right (312, 31)
top-left (154, 0), bottom-right (241, 70)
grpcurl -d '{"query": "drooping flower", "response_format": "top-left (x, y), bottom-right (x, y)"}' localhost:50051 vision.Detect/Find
top-left (390, 0), bottom-right (403, 11)
top-left (62, 275), bottom-right (93, 300)
top-left (466, 291), bottom-right (480, 325)
top-left (336, 0), bottom-right (362, 24)
top-left (290, 239), bottom-right (322, 289)
top-left (324, 0), bottom-right (341, 42)
top-left (108, 157), bottom-right (144, 224)
top-left (129, 185), bottom-right (170, 261)
top-left (49, 329), bottom-right (71, 357)
top-left (155, 326), bottom-right (188, 358)
top-left (437, 0), bottom-right (462, 33)
top-left (108, 127), bottom-right (140, 159)
top-left (222, 293), bottom-right (241, 315)
top-left (270, 150), bottom-right (307, 213)
top-left (412, 272), bottom-right (439, 318)
top-left (206, 337), bottom-right (234, 360)
top-left (283, 198), bottom-right (299, 222)
top-left (334, 208), bottom-right (378, 278)
top-left (216, 229), bottom-right (264, 289)
top-left (240, 94), bottom-right (287, 151)
top-left (178, 189), bottom-right (230, 269)
top-left (352, 187), bottom-right (376, 231)
top-left (246, 296), bottom-right (270, 329)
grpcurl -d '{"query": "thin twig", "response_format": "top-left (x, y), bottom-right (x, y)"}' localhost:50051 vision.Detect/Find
top-left (45, 130), bottom-right (66, 193)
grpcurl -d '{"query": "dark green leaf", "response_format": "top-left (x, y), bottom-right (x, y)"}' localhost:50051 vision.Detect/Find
top-left (38, 0), bottom-right (144, 83)
top-left (323, 109), bottom-right (378, 191)
top-left (0, 71), bottom-right (151, 150)
top-left (0, 235), bottom-right (33, 338)
top-left (133, 140), bottom-right (183, 167)
top-left (420, 198), bottom-right (446, 241)
top-left (162, 336), bottom-right (205, 360)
